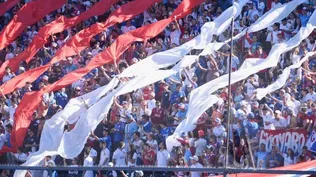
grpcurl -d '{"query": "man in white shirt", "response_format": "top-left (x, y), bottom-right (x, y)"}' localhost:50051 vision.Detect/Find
top-left (306, 85), bottom-right (316, 102)
top-left (189, 156), bottom-right (203, 177)
top-left (99, 141), bottom-right (110, 166)
top-left (113, 141), bottom-right (127, 166)
top-left (212, 118), bottom-right (226, 142)
top-left (259, 104), bottom-right (275, 130)
top-left (2, 67), bottom-right (15, 83)
top-left (83, 149), bottom-right (94, 177)
top-left (258, 0), bottom-right (265, 15)
top-left (271, 0), bottom-right (282, 9)
top-left (156, 142), bottom-right (170, 166)
top-left (272, 110), bottom-right (288, 129)
top-left (169, 22), bottom-right (181, 46)
top-left (147, 92), bottom-right (156, 111)
top-left (121, 20), bottom-right (136, 34)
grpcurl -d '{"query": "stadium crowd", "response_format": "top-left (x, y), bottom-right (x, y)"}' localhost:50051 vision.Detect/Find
top-left (0, 0), bottom-right (316, 176)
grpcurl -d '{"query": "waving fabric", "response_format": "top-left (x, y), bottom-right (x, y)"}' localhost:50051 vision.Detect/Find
top-left (0, 0), bottom-right (160, 95)
top-left (0, 0), bottom-right (160, 153)
top-left (0, 0), bottom-right (66, 50)
top-left (0, 0), bottom-right (19, 17)
top-left (255, 52), bottom-right (316, 100)
top-left (13, 0), bottom-right (203, 176)
top-left (166, 10), bottom-right (316, 152)
top-left (0, 0), bottom-right (119, 79)
top-left (200, 0), bottom-right (306, 55)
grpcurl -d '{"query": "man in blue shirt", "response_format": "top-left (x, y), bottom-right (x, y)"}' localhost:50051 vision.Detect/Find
top-left (243, 112), bottom-right (259, 139)
top-left (55, 88), bottom-right (68, 108)
top-left (255, 143), bottom-right (269, 169)
top-left (92, 130), bottom-right (112, 151)
top-left (299, 8), bottom-right (310, 27)
top-left (5, 124), bottom-right (12, 148)
top-left (141, 115), bottom-right (152, 134)
top-left (125, 115), bottom-right (139, 141)
top-left (112, 115), bottom-right (125, 150)
top-left (170, 84), bottom-right (185, 105)
top-left (174, 103), bottom-right (188, 123)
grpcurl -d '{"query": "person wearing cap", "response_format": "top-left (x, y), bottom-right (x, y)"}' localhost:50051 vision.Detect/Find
top-left (212, 118), bottom-right (226, 142)
top-left (272, 110), bottom-right (288, 129)
top-left (194, 130), bottom-right (207, 157)
top-left (174, 103), bottom-right (188, 124)
top-left (243, 112), bottom-right (259, 139)
top-left (189, 155), bottom-right (203, 177)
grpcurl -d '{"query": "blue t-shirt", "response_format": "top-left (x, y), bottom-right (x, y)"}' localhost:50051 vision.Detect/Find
top-left (160, 127), bottom-right (173, 140)
top-left (55, 91), bottom-right (68, 108)
top-left (170, 90), bottom-right (185, 105)
top-left (143, 121), bottom-right (152, 133)
top-left (176, 107), bottom-right (188, 120)
top-left (113, 122), bottom-right (125, 142)
top-left (299, 14), bottom-right (310, 27)
top-left (99, 135), bottom-right (112, 150)
top-left (255, 151), bottom-right (268, 168)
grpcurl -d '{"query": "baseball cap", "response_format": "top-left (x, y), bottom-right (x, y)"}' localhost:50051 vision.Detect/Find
top-left (198, 130), bottom-right (205, 137)
top-left (274, 110), bottom-right (282, 114)
top-left (247, 112), bottom-right (255, 119)
top-left (190, 155), bottom-right (199, 161)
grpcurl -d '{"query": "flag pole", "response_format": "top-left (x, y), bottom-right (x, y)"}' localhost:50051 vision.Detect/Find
top-left (225, 17), bottom-right (234, 169)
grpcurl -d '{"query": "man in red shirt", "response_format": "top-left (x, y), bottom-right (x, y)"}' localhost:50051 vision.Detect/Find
top-left (142, 143), bottom-right (156, 166)
top-left (151, 101), bottom-right (167, 126)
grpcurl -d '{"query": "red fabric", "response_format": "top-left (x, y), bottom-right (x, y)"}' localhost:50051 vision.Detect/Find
top-left (0, 0), bottom-right (19, 16)
top-left (0, 0), bottom-right (162, 153)
top-left (0, 0), bottom-right (119, 79)
top-left (0, 0), bottom-right (203, 153)
top-left (0, 0), bottom-right (159, 95)
top-left (0, 0), bottom-right (66, 50)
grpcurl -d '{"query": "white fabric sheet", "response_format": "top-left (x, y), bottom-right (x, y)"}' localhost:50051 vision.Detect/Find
top-left (200, 0), bottom-right (306, 56)
top-left (119, 0), bottom-right (248, 77)
top-left (255, 52), bottom-right (316, 100)
top-left (166, 9), bottom-right (316, 152)
top-left (15, 0), bottom-right (308, 175)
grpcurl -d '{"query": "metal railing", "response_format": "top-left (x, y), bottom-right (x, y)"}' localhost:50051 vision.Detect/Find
top-left (0, 165), bottom-right (316, 177)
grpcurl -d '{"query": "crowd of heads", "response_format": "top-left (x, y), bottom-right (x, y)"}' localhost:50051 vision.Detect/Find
top-left (0, 0), bottom-right (316, 176)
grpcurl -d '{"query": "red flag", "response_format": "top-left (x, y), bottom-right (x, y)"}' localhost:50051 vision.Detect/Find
top-left (0, 0), bottom-right (119, 79)
top-left (0, 0), bottom-right (160, 95)
top-left (0, 0), bottom-right (66, 50)
top-left (1, 0), bottom-right (203, 154)
top-left (0, 0), bottom-right (19, 17)
top-left (0, 0), bottom-right (162, 153)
